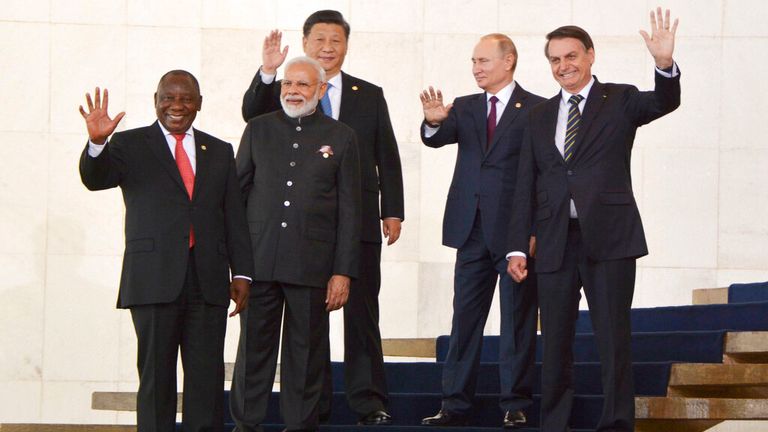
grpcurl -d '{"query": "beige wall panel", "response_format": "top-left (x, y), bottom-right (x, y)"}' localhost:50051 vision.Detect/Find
top-left (654, 0), bottom-right (722, 37)
top-left (0, 23), bottom-right (50, 133)
top-left (633, 266), bottom-right (718, 307)
top-left (276, 0), bottom-right (351, 31)
top-left (424, 0), bottom-right (498, 35)
top-left (0, 0), bottom-right (49, 22)
top-left (126, 0), bottom-right (201, 27)
top-left (0, 132), bottom-right (49, 254)
top-left (381, 140), bottom-right (420, 263)
top-left (573, 0), bottom-right (646, 36)
top-left (723, 0), bottom-right (768, 36)
top-left (349, 0), bottom-right (424, 33)
top-left (498, 0), bottom-right (573, 35)
top-left (201, 0), bottom-right (277, 30)
top-left (379, 262), bottom-right (420, 337)
top-left (642, 148), bottom-right (718, 268)
top-left (40, 381), bottom-right (119, 423)
top-left (719, 149), bottom-right (768, 269)
top-left (417, 262), bottom-right (455, 337)
top-left (720, 38), bottom-right (768, 150)
top-left (0, 254), bottom-right (45, 381)
top-left (717, 269), bottom-right (768, 287)
top-left (418, 145), bottom-right (456, 264)
top-left (51, 1), bottom-right (127, 25)
top-left (50, 24), bottom-right (126, 135)
top-left (0, 380), bottom-right (42, 422)
top-left (43, 255), bottom-right (122, 381)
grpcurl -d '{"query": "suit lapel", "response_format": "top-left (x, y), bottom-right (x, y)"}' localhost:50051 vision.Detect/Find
top-left (473, 93), bottom-right (488, 153)
top-left (192, 129), bottom-right (208, 201)
top-left (542, 96), bottom-right (562, 164)
top-left (485, 85), bottom-right (526, 157)
top-left (146, 121), bottom-right (188, 195)
top-left (572, 79), bottom-right (607, 164)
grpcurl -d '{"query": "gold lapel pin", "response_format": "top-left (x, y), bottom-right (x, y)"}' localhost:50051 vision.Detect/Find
top-left (352, 85), bottom-right (359, 91)
top-left (602, 94), bottom-right (607, 99)
top-left (201, 145), bottom-right (207, 150)
top-left (515, 102), bottom-right (522, 108)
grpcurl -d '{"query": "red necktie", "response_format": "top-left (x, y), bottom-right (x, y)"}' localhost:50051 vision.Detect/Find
top-left (173, 134), bottom-right (195, 248)
top-left (486, 95), bottom-right (499, 150)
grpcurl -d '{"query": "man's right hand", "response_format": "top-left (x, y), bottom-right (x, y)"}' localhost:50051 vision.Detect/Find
top-left (507, 256), bottom-right (528, 283)
top-left (79, 87), bottom-right (125, 145)
top-left (262, 29), bottom-right (289, 75)
top-left (419, 86), bottom-right (452, 126)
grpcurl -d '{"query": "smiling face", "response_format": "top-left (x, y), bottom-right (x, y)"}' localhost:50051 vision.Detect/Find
top-left (302, 23), bottom-right (348, 79)
top-left (547, 37), bottom-right (595, 94)
top-left (154, 73), bottom-right (202, 134)
top-left (280, 61), bottom-right (327, 118)
top-left (472, 38), bottom-right (515, 94)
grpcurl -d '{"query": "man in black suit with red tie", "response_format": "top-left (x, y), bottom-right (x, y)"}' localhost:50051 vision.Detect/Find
top-left (79, 70), bottom-right (254, 432)
top-left (419, 33), bottom-right (544, 428)
top-left (507, 9), bottom-right (681, 432)
top-left (240, 10), bottom-right (404, 426)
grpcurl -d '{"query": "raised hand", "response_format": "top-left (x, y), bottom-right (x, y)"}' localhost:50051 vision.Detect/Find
top-left (639, 7), bottom-right (678, 69)
top-left (262, 29), bottom-right (289, 75)
top-left (420, 86), bottom-right (453, 126)
top-left (79, 87), bottom-right (125, 145)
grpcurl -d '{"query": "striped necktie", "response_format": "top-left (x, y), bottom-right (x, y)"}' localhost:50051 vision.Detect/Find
top-left (564, 94), bottom-right (584, 163)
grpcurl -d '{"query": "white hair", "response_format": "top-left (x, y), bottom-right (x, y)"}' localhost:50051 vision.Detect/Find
top-left (284, 56), bottom-right (326, 83)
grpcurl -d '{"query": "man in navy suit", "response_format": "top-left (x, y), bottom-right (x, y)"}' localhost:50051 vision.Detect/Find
top-left (419, 33), bottom-right (544, 428)
top-left (507, 9), bottom-right (681, 432)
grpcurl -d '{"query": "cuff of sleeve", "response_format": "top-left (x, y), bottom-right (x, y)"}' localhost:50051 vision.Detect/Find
top-left (87, 140), bottom-right (107, 157)
top-left (655, 62), bottom-right (679, 78)
top-left (423, 123), bottom-right (440, 138)
top-left (259, 67), bottom-right (276, 84)
top-left (506, 251), bottom-right (527, 261)
top-left (233, 275), bottom-right (252, 282)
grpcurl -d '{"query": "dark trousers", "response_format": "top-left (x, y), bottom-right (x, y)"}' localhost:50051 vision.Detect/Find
top-left (538, 221), bottom-right (636, 432)
top-left (319, 242), bottom-right (388, 418)
top-left (230, 282), bottom-right (329, 432)
top-left (441, 211), bottom-right (538, 415)
top-left (130, 251), bottom-right (228, 432)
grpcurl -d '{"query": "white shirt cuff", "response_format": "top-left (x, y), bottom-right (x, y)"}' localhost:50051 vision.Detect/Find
top-left (655, 62), bottom-right (679, 78)
top-left (87, 139), bottom-right (106, 157)
top-left (259, 68), bottom-right (276, 84)
top-left (233, 275), bottom-right (252, 282)
top-left (423, 123), bottom-right (439, 138)
top-left (506, 251), bottom-right (527, 260)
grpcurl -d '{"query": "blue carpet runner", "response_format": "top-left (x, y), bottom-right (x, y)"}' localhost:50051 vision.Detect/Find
top-left (728, 281), bottom-right (768, 303)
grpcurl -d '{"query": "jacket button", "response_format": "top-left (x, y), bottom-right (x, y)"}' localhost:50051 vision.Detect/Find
top-left (293, 143), bottom-right (299, 149)
top-left (287, 180), bottom-right (293, 186)
top-left (281, 222), bottom-right (287, 228)
top-left (567, 170), bottom-right (574, 176)
top-left (289, 161), bottom-right (296, 167)
top-left (284, 201), bottom-right (290, 207)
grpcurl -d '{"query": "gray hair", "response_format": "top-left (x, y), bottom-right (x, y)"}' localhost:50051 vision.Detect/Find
top-left (284, 56), bottom-right (327, 83)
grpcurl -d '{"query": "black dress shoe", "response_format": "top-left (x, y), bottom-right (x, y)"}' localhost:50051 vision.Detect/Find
top-left (421, 409), bottom-right (469, 426)
top-left (503, 410), bottom-right (527, 428)
top-left (358, 410), bottom-right (393, 425)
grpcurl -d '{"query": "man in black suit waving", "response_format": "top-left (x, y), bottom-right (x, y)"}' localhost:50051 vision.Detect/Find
top-left (79, 71), bottom-right (253, 432)
top-left (241, 10), bottom-right (404, 425)
top-left (507, 9), bottom-right (681, 432)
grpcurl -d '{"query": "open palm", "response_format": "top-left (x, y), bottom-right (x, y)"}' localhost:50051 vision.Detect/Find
top-left (78, 87), bottom-right (125, 144)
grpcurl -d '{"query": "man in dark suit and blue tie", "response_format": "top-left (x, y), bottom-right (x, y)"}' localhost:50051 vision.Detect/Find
top-left (78, 71), bottom-right (254, 432)
top-left (419, 33), bottom-right (544, 428)
top-left (240, 10), bottom-right (404, 426)
top-left (507, 9), bottom-right (681, 432)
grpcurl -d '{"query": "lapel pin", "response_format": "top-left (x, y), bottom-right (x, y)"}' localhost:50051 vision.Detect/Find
top-left (602, 94), bottom-right (607, 99)
top-left (201, 145), bottom-right (207, 151)
top-left (352, 85), bottom-right (359, 91)
top-left (515, 102), bottom-right (522, 108)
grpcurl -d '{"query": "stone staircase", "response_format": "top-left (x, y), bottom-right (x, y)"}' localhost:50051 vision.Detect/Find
top-left (4, 283), bottom-right (768, 431)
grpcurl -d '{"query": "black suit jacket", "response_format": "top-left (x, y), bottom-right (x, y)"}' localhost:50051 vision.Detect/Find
top-left (236, 110), bottom-right (361, 288)
top-left (242, 70), bottom-right (404, 243)
top-left (509, 72), bottom-right (681, 272)
top-left (422, 83), bottom-right (545, 257)
top-left (79, 122), bottom-right (254, 308)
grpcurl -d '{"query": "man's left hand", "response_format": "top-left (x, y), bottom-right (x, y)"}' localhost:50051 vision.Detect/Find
top-left (640, 7), bottom-right (678, 69)
top-left (382, 218), bottom-right (402, 246)
top-left (229, 278), bottom-right (250, 317)
top-left (325, 275), bottom-right (350, 312)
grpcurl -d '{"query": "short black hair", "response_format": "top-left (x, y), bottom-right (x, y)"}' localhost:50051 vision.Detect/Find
top-left (158, 70), bottom-right (200, 95)
top-left (545, 25), bottom-right (594, 58)
top-left (303, 10), bottom-right (350, 39)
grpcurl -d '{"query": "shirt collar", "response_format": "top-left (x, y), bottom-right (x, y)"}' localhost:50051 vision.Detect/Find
top-left (560, 76), bottom-right (595, 105)
top-left (157, 121), bottom-right (193, 138)
top-left (326, 72), bottom-right (343, 91)
top-left (487, 81), bottom-right (516, 106)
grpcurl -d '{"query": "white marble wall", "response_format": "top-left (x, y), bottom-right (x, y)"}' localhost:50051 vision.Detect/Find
top-left (1, 0), bottom-right (767, 426)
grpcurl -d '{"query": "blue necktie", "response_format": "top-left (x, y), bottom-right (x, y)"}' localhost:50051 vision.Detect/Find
top-left (320, 83), bottom-right (333, 117)
top-left (564, 94), bottom-right (584, 163)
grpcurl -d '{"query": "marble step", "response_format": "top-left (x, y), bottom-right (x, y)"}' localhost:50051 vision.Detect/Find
top-left (635, 397), bottom-right (768, 432)
top-left (725, 332), bottom-right (768, 363)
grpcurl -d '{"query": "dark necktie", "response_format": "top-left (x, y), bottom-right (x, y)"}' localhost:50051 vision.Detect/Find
top-left (487, 95), bottom-right (499, 150)
top-left (320, 83), bottom-right (333, 117)
top-left (173, 134), bottom-right (195, 248)
top-left (564, 94), bottom-right (584, 163)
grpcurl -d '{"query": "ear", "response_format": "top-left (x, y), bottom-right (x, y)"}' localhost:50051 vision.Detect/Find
top-left (302, 36), bottom-right (309, 53)
top-left (587, 47), bottom-right (595, 65)
top-left (153, 92), bottom-right (158, 105)
top-left (317, 82), bottom-right (328, 100)
top-left (197, 95), bottom-right (203, 111)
